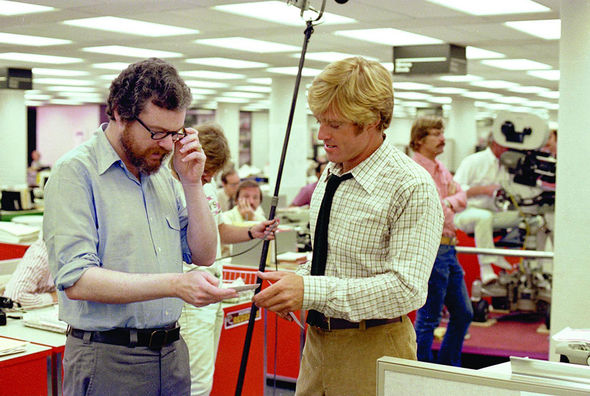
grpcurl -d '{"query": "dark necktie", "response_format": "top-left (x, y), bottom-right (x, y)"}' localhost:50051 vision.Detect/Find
top-left (310, 172), bottom-right (353, 276)
top-left (307, 172), bottom-right (353, 327)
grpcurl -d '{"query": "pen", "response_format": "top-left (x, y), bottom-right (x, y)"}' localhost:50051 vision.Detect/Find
top-left (265, 279), bottom-right (305, 330)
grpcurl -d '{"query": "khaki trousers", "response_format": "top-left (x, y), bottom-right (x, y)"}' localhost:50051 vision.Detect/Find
top-left (295, 315), bottom-right (416, 396)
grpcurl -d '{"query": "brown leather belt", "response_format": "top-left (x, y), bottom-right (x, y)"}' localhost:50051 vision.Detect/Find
top-left (441, 236), bottom-right (458, 245)
top-left (67, 324), bottom-right (179, 349)
top-left (306, 310), bottom-right (401, 331)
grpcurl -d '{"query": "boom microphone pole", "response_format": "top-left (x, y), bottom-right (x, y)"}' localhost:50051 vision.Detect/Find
top-left (234, 2), bottom-right (325, 394)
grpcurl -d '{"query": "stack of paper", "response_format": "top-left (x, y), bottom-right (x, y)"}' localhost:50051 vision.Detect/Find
top-left (276, 252), bottom-right (308, 265)
top-left (0, 222), bottom-right (39, 244)
top-left (0, 338), bottom-right (29, 356)
top-left (23, 306), bottom-right (68, 334)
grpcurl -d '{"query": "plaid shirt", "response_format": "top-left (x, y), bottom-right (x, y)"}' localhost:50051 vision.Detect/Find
top-left (297, 138), bottom-right (443, 322)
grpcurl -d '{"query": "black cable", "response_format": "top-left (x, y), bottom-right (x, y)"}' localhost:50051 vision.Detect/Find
top-left (235, 19), bottom-right (316, 396)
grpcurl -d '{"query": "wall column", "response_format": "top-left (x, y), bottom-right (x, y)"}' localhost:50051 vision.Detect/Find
top-left (268, 76), bottom-right (309, 204)
top-left (446, 98), bottom-right (477, 171)
top-left (215, 101), bottom-right (240, 167)
top-left (549, 0), bottom-right (590, 360)
top-left (0, 89), bottom-right (27, 186)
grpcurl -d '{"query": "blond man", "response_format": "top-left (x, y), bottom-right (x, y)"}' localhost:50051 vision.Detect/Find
top-left (253, 57), bottom-right (443, 395)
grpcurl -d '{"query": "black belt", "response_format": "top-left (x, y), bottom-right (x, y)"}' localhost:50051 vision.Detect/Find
top-left (67, 324), bottom-right (180, 349)
top-left (306, 310), bottom-right (401, 331)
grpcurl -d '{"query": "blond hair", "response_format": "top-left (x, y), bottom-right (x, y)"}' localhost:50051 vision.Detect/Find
top-left (307, 57), bottom-right (393, 131)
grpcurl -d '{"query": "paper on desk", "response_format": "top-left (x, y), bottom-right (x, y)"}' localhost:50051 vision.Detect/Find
top-left (552, 327), bottom-right (590, 343)
top-left (0, 338), bottom-right (29, 356)
top-left (23, 305), bottom-right (68, 334)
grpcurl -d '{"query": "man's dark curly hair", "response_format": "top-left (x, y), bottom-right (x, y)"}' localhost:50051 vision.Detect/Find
top-left (105, 58), bottom-right (192, 122)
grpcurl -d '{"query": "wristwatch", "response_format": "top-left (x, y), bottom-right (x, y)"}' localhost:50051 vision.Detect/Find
top-left (248, 227), bottom-right (254, 240)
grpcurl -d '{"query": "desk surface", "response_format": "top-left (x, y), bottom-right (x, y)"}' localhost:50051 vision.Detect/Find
top-left (0, 306), bottom-right (66, 350)
top-left (0, 338), bottom-right (51, 363)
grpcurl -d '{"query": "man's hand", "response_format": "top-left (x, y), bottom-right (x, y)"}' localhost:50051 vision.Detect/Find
top-left (250, 218), bottom-right (280, 240)
top-left (237, 197), bottom-right (256, 221)
top-left (176, 271), bottom-right (237, 307)
top-left (253, 271), bottom-right (303, 316)
top-left (173, 127), bottom-right (206, 186)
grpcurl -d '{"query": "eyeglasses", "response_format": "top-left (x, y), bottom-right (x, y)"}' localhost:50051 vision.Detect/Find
top-left (135, 117), bottom-right (186, 142)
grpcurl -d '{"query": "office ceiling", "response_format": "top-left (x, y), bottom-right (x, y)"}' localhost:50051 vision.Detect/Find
top-left (0, 0), bottom-right (561, 120)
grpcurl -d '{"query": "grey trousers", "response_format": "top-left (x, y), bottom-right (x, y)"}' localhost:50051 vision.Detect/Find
top-left (62, 333), bottom-right (191, 396)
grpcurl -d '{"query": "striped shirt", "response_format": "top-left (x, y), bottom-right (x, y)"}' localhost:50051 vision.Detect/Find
top-left (297, 138), bottom-right (443, 322)
top-left (3, 238), bottom-right (55, 307)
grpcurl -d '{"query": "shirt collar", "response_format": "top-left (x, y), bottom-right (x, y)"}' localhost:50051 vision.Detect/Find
top-left (326, 136), bottom-right (392, 195)
top-left (412, 151), bottom-right (440, 175)
top-left (95, 123), bottom-right (125, 176)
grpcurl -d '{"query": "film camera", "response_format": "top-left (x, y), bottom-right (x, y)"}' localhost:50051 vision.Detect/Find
top-left (471, 112), bottom-right (556, 328)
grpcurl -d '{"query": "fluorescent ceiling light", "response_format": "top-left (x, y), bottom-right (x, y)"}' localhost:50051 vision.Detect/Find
top-left (334, 28), bottom-right (442, 46)
top-left (487, 103), bottom-right (513, 110)
top-left (186, 57), bottom-right (268, 69)
top-left (462, 91), bottom-right (503, 99)
top-left (180, 70), bottom-right (245, 80)
top-left (492, 96), bottom-right (528, 104)
top-left (470, 80), bottom-right (519, 89)
top-left (47, 86), bottom-right (96, 92)
top-left (188, 88), bottom-right (215, 95)
top-left (50, 99), bottom-right (84, 105)
top-left (25, 94), bottom-right (51, 100)
top-left (481, 59), bottom-right (551, 70)
top-left (99, 74), bottom-right (119, 80)
top-left (0, 0), bottom-right (54, 15)
top-left (0, 32), bottom-right (70, 46)
top-left (427, 96), bottom-right (452, 104)
top-left (508, 86), bottom-right (549, 93)
top-left (92, 62), bottom-right (130, 71)
top-left (538, 91), bottom-right (559, 99)
top-left (185, 80), bottom-right (229, 89)
top-left (82, 46), bottom-right (183, 58)
top-left (25, 100), bottom-right (44, 106)
top-left (222, 92), bottom-right (265, 99)
top-left (393, 82), bottom-right (433, 90)
top-left (213, 1), bottom-right (356, 26)
top-left (247, 78), bottom-right (272, 85)
top-left (196, 37), bottom-right (299, 53)
top-left (296, 52), bottom-right (378, 63)
top-left (381, 62), bottom-right (394, 71)
top-left (0, 52), bottom-right (82, 64)
top-left (523, 100), bottom-right (551, 108)
top-left (425, 0), bottom-right (549, 15)
top-left (33, 68), bottom-right (88, 77)
top-left (401, 101), bottom-right (431, 108)
top-left (267, 67), bottom-right (322, 77)
top-left (439, 74), bottom-right (482, 82)
top-left (527, 70), bottom-right (560, 81)
top-left (428, 87), bottom-right (467, 94)
top-left (395, 92), bottom-right (432, 100)
top-left (34, 78), bottom-right (94, 86)
top-left (546, 103), bottom-right (559, 110)
top-left (234, 85), bottom-right (272, 93)
top-left (216, 97), bottom-right (249, 103)
top-left (505, 19), bottom-right (560, 40)
top-left (63, 16), bottom-right (198, 37)
top-left (466, 46), bottom-right (505, 59)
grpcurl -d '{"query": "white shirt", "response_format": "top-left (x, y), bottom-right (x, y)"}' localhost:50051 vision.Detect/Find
top-left (3, 238), bottom-right (55, 308)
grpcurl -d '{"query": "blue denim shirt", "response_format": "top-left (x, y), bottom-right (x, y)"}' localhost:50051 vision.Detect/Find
top-left (43, 124), bottom-right (192, 331)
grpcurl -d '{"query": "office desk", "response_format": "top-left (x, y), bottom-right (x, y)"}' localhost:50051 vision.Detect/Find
top-left (0, 209), bottom-right (43, 222)
top-left (0, 242), bottom-right (30, 260)
top-left (0, 307), bottom-right (66, 396)
top-left (0, 338), bottom-right (52, 396)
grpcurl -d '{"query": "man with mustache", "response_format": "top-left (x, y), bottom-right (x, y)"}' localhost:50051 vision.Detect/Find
top-left (43, 58), bottom-right (237, 395)
top-left (410, 115), bottom-right (473, 367)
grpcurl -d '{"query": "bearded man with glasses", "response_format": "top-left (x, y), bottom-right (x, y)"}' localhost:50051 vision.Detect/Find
top-left (43, 58), bottom-right (237, 396)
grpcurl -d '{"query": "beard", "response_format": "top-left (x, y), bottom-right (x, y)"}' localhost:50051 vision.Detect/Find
top-left (120, 126), bottom-right (170, 175)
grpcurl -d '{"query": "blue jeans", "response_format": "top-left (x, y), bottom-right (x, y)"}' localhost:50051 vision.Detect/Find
top-left (415, 244), bottom-right (473, 366)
